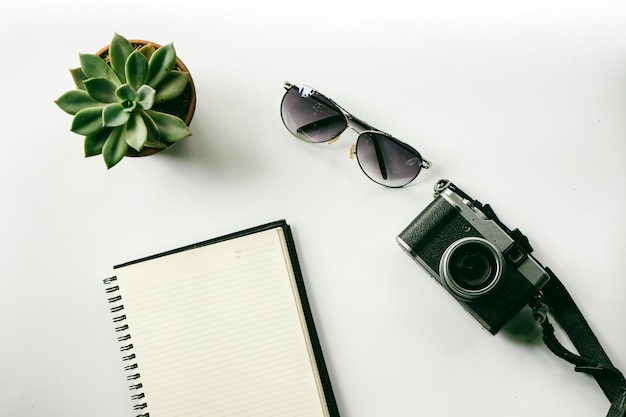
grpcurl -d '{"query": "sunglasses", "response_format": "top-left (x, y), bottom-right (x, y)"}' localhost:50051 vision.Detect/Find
top-left (280, 82), bottom-right (431, 187)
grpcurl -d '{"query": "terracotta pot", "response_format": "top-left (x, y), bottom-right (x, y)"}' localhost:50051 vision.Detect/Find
top-left (96, 39), bottom-right (196, 157)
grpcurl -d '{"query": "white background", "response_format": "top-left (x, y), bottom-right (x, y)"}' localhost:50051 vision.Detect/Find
top-left (1, 1), bottom-right (625, 416)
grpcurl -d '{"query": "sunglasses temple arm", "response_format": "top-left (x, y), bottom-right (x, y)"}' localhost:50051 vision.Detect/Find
top-left (295, 114), bottom-right (347, 136)
top-left (339, 109), bottom-right (390, 180)
top-left (371, 135), bottom-right (389, 180)
top-left (333, 102), bottom-right (395, 180)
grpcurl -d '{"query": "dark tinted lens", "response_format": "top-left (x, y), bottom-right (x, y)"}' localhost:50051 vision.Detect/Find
top-left (280, 85), bottom-right (347, 143)
top-left (355, 132), bottom-right (423, 187)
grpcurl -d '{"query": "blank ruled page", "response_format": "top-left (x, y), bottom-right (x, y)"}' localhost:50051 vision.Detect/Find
top-left (114, 228), bottom-right (329, 417)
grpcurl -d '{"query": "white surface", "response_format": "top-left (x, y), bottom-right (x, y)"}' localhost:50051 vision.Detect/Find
top-left (1, 1), bottom-right (625, 416)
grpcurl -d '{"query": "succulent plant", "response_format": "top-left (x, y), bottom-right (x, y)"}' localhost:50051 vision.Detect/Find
top-left (56, 33), bottom-right (193, 168)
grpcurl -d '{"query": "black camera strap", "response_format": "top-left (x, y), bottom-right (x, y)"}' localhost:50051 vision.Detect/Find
top-left (530, 268), bottom-right (626, 417)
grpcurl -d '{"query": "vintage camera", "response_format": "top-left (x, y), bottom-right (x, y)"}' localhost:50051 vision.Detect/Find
top-left (397, 180), bottom-right (550, 334)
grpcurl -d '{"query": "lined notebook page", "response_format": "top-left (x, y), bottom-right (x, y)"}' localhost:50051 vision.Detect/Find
top-left (115, 227), bottom-right (329, 416)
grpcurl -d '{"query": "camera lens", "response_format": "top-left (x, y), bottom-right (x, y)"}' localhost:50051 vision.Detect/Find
top-left (440, 237), bottom-right (504, 301)
top-left (450, 248), bottom-right (493, 288)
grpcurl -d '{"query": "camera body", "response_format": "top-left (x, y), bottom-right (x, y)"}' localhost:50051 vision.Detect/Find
top-left (397, 180), bottom-right (550, 334)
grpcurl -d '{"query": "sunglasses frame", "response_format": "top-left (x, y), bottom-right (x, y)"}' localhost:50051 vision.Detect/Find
top-left (281, 82), bottom-right (431, 187)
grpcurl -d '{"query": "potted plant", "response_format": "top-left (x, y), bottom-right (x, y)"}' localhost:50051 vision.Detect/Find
top-left (55, 33), bottom-right (196, 168)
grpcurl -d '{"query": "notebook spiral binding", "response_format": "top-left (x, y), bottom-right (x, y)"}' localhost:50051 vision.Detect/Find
top-left (104, 276), bottom-right (150, 417)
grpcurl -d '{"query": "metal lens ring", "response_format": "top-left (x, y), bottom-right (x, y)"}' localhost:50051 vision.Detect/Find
top-left (280, 84), bottom-right (347, 143)
top-left (439, 237), bottom-right (505, 301)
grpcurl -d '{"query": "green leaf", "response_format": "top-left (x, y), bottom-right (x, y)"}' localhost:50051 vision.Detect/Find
top-left (110, 33), bottom-right (133, 83)
top-left (138, 44), bottom-right (156, 61)
top-left (116, 84), bottom-right (138, 102)
top-left (103, 103), bottom-right (131, 127)
top-left (123, 112), bottom-right (148, 151)
top-left (154, 71), bottom-right (189, 103)
top-left (102, 127), bottom-right (128, 169)
top-left (125, 50), bottom-right (148, 90)
top-left (71, 107), bottom-right (104, 136)
top-left (70, 68), bottom-right (87, 90)
top-left (84, 77), bottom-right (119, 103)
top-left (79, 53), bottom-right (121, 87)
top-left (145, 43), bottom-right (177, 88)
top-left (139, 110), bottom-right (163, 148)
top-left (84, 128), bottom-right (112, 157)
top-left (137, 85), bottom-right (155, 110)
top-left (55, 90), bottom-right (102, 115)
top-left (146, 110), bottom-right (191, 142)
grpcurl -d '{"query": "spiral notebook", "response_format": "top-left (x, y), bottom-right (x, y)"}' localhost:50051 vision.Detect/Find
top-left (103, 220), bottom-right (340, 417)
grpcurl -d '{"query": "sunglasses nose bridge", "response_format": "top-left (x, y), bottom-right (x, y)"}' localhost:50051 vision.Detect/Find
top-left (346, 116), bottom-right (368, 135)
